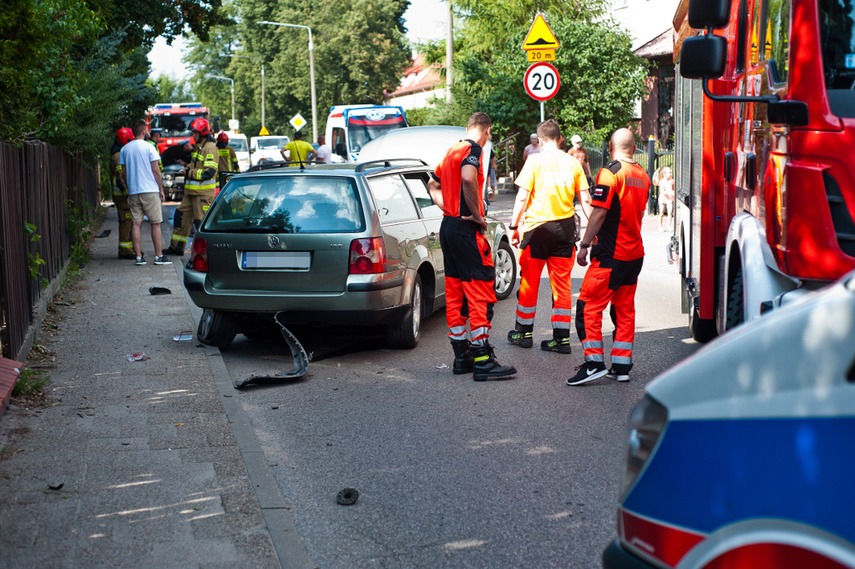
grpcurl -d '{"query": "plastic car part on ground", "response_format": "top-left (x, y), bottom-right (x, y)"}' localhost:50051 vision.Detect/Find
top-left (233, 312), bottom-right (310, 389)
top-left (172, 331), bottom-right (193, 342)
top-left (126, 352), bottom-right (148, 362)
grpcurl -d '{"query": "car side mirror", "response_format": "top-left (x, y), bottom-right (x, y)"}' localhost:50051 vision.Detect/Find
top-left (768, 100), bottom-right (810, 127)
top-left (680, 34), bottom-right (727, 79)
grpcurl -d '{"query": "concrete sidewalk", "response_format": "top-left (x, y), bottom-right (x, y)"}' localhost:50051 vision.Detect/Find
top-left (0, 205), bottom-right (307, 568)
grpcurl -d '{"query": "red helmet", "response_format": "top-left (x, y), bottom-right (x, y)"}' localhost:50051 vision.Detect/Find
top-left (217, 131), bottom-right (229, 143)
top-left (190, 117), bottom-right (211, 136)
top-left (116, 128), bottom-right (134, 146)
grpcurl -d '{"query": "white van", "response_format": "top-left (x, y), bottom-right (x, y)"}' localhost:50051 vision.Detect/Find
top-left (225, 132), bottom-right (250, 172)
top-left (250, 135), bottom-right (290, 167)
top-left (325, 105), bottom-right (408, 163)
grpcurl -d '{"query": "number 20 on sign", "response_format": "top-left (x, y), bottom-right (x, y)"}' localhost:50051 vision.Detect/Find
top-left (524, 62), bottom-right (560, 102)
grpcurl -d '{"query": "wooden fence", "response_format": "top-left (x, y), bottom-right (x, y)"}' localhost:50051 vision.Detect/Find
top-left (0, 141), bottom-right (99, 360)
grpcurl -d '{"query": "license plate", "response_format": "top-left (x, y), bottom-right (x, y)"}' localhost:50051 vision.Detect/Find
top-left (242, 251), bottom-right (311, 269)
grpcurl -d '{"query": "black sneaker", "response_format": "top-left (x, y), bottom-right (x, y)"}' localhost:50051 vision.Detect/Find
top-left (566, 361), bottom-right (607, 386)
top-left (135, 256), bottom-right (146, 266)
top-left (154, 255), bottom-right (173, 265)
top-left (541, 337), bottom-right (571, 354)
top-left (606, 366), bottom-right (631, 382)
top-left (507, 330), bottom-right (533, 348)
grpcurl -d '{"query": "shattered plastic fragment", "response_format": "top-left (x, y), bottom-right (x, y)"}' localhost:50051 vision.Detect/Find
top-left (436, 363), bottom-right (449, 369)
top-left (173, 331), bottom-right (193, 342)
top-left (126, 352), bottom-right (149, 362)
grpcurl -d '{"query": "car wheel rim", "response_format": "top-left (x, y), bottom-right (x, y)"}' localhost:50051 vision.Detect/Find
top-left (494, 249), bottom-right (512, 294)
top-left (412, 282), bottom-right (421, 338)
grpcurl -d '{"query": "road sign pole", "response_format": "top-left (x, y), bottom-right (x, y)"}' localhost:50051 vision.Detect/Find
top-left (540, 102), bottom-right (544, 123)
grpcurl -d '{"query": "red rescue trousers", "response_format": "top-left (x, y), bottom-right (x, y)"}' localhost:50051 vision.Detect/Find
top-left (516, 247), bottom-right (574, 336)
top-left (440, 216), bottom-right (496, 346)
top-left (575, 257), bottom-right (643, 368)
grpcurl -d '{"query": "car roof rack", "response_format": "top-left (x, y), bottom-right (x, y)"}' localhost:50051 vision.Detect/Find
top-left (355, 158), bottom-right (429, 172)
top-left (246, 160), bottom-right (329, 173)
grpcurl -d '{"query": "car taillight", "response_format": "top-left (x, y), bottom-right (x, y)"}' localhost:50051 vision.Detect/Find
top-left (191, 238), bottom-right (209, 273)
top-left (349, 238), bottom-right (386, 274)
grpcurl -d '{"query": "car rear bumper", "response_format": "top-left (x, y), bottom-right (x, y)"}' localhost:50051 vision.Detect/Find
top-left (183, 269), bottom-right (411, 325)
top-left (603, 540), bottom-right (657, 569)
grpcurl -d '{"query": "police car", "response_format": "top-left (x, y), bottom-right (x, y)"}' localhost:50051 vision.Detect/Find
top-left (604, 270), bottom-right (855, 568)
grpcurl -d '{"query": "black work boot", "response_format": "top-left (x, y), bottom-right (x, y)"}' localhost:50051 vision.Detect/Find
top-left (471, 343), bottom-right (517, 381)
top-left (451, 340), bottom-right (474, 375)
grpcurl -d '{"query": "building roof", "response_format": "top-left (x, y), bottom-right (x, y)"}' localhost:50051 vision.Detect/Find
top-left (634, 28), bottom-right (673, 59)
top-left (385, 53), bottom-right (443, 98)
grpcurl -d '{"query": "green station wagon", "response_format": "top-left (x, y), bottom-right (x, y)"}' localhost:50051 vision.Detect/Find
top-left (183, 160), bottom-right (517, 350)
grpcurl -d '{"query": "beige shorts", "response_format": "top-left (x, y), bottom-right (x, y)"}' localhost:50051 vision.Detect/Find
top-left (129, 192), bottom-right (163, 224)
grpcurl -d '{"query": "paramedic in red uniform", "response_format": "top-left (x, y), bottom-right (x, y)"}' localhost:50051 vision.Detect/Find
top-left (427, 112), bottom-right (517, 381)
top-left (507, 119), bottom-right (588, 354)
top-left (567, 128), bottom-right (650, 386)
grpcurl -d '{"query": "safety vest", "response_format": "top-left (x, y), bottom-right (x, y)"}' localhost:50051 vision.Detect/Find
top-left (185, 140), bottom-right (219, 192)
top-left (218, 146), bottom-right (238, 172)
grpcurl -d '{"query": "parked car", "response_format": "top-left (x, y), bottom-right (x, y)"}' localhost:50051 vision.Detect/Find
top-left (162, 164), bottom-right (185, 202)
top-left (250, 135), bottom-right (290, 167)
top-left (183, 160), bottom-right (517, 350)
top-left (604, 270), bottom-right (855, 569)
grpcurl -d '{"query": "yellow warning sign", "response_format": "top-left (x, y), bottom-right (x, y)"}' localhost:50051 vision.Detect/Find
top-left (522, 14), bottom-right (560, 51)
top-left (259, 126), bottom-right (270, 136)
top-left (528, 49), bottom-right (555, 62)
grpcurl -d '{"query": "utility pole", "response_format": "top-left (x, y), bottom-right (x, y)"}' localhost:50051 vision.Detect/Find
top-left (446, 1), bottom-right (453, 103)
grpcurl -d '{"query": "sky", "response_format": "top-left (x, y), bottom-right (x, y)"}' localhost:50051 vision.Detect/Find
top-left (148, 0), bottom-right (448, 79)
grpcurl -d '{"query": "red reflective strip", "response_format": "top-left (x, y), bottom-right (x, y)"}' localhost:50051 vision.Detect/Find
top-left (620, 508), bottom-right (705, 567)
top-left (347, 117), bottom-right (405, 126)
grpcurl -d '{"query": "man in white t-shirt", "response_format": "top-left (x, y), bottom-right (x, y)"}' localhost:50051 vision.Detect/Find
top-left (315, 135), bottom-right (333, 164)
top-left (119, 120), bottom-right (171, 266)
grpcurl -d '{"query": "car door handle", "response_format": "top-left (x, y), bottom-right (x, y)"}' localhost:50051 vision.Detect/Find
top-left (428, 232), bottom-right (437, 243)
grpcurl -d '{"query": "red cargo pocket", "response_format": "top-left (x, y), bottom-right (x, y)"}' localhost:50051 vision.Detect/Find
top-left (476, 233), bottom-right (493, 268)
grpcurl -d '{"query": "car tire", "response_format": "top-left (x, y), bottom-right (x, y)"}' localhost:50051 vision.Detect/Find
top-left (725, 267), bottom-right (744, 331)
top-left (386, 274), bottom-right (422, 349)
top-left (493, 240), bottom-right (516, 301)
top-left (197, 308), bottom-right (238, 350)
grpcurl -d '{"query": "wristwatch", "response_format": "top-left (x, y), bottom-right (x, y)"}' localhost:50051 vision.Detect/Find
top-left (509, 225), bottom-right (518, 230)
top-left (579, 242), bottom-right (591, 248)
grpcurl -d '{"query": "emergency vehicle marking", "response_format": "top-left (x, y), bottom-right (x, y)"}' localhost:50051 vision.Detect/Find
top-left (623, 417), bottom-right (855, 541)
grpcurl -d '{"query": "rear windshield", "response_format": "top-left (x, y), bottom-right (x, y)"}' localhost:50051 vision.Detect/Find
top-left (821, 0), bottom-right (855, 116)
top-left (204, 176), bottom-right (364, 234)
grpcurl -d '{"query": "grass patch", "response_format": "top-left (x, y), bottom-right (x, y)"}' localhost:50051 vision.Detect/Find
top-left (13, 368), bottom-right (49, 397)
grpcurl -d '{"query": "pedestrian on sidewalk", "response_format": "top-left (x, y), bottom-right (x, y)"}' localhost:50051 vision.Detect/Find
top-left (567, 134), bottom-right (593, 188)
top-left (428, 112), bottom-right (517, 381)
top-left (568, 128), bottom-right (650, 385)
top-left (654, 166), bottom-right (674, 231)
top-left (523, 133), bottom-right (541, 162)
top-left (119, 120), bottom-right (172, 266)
top-left (507, 119), bottom-right (588, 355)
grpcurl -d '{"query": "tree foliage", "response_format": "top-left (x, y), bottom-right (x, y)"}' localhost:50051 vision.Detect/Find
top-left (184, 0), bottom-right (412, 138)
top-left (415, 2), bottom-right (646, 159)
top-left (0, 0), bottom-right (228, 155)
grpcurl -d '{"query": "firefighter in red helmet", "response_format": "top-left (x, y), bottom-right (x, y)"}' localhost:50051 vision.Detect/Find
top-left (111, 127), bottom-right (135, 259)
top-left (215, 131), bottom-right (238, 183)
top-left (166, 118), bottom-right (218, 256)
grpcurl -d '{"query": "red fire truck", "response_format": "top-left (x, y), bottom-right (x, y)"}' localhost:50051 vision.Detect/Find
top-left (145, 102), bottom-right (210, 154)
top-left (671, 0), bottom-right (855, 342)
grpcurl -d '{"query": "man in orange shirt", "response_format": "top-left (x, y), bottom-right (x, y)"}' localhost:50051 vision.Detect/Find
top-left (428, 112), bottom-right (516, 381)
top-left (507, 119), bottom-right (588, 354)
top-left (567, 128), bottom-right (650, 385)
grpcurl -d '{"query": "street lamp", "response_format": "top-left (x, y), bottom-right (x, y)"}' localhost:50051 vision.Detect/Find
top-left (229, 54), bottom-right (266, 131)
top-left (258, 20), bottom-right (318, 143)
top-left (206, 74), bottom-right (234, 121)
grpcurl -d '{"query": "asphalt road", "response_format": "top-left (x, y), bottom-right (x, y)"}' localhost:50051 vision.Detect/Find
top-left (174, 199), bottom-right (702, 568)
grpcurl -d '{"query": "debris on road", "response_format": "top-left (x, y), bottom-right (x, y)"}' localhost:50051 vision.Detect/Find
top-left (126, 352), bottom-right (149, 362)
top-left (336, 488), bottom-right (359, 506)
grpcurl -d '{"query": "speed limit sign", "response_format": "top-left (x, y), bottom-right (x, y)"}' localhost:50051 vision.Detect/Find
top-left (524, 62), bottom-right (560, 101)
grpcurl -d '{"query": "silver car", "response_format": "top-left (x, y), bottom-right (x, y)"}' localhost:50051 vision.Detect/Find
top-left (183, 160), bottom-right (517, 350)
